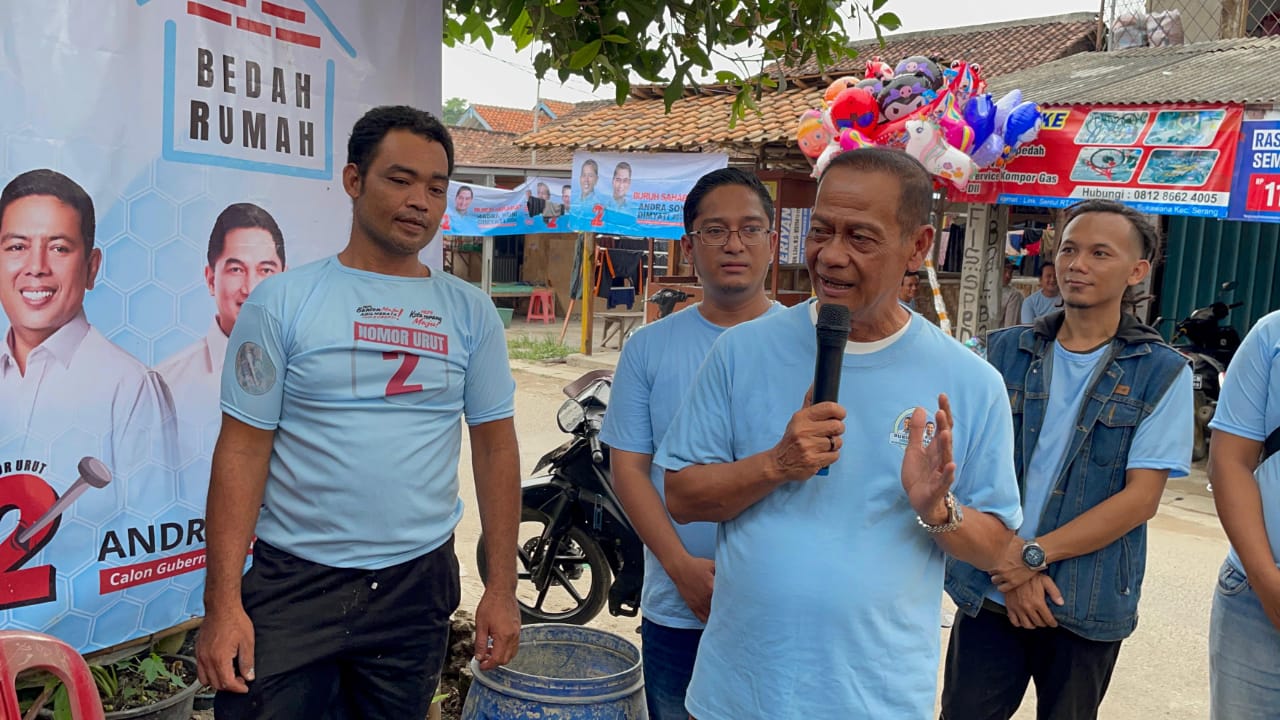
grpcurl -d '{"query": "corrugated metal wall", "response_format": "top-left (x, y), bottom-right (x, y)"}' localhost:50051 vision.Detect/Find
top-left (1160, 217), bottom-right (1280, 338)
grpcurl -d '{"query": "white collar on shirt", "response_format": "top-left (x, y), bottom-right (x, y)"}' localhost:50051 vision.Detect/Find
top-left (205, 317), bottom-right (230, 371)
top-left (807, 300), bottom-right (912, 355)
top-left (2, 310), bottom-right (91, 373)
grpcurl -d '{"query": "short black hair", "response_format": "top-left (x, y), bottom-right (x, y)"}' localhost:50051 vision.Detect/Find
top-left (208, 203), bottom-right (285, 268)
top-left (455, 186), bottom-right (472, 198)
top-left (582, 159), bottom-right (599, 176)
top-left (904, 270), bottom-right (922, 279)
top-left (1062, 199), bottom-right (1161, 263)
top-left (613, 161), bottom-right (632, 177)
top-left (562, 184), bottom-right (571, 192)
top-left (347, 105), bottom-right (454, 178)
top-left (1040, 261), bottom-right (1055, 272)
top-left (0, 169), bottom-right (96, 252)
top-left (819, 148), bottom-right (933, 239)
top-left (683, 167), bottom-right (776, 233)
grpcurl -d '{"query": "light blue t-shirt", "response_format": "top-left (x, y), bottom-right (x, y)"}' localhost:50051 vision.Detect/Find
top-left (599, 303), bottom-right (781, 629)
top-left (220, 257), bottom-right (516, 569)
top-left (653, 301), bottom-right (1022, 720)
top-left (1209, 310), bottom-right (1280, 574)
top-left (1021, 289), bottom-right (1063, 324)
top-left (988, 340), bottom-right (1193, 606)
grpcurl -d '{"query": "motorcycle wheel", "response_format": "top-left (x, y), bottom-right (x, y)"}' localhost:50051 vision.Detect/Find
top-left (476, 507), bottom-right (611, 625)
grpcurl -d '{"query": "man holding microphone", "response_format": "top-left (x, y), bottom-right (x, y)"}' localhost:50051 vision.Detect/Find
top-left (656, 148), bottom-right (1021, 719)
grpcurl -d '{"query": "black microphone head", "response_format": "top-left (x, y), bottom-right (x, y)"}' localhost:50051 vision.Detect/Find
top-left (816, 303), bottom-right (851, 347)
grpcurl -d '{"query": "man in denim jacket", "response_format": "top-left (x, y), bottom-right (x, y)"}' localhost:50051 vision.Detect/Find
top-left (942, 200), bottom-right (1193, 720)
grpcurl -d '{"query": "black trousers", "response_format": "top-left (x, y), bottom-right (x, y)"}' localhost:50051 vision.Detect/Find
top-left (939, 602), bottom-right (1123, 720)
top-left (214, 537), bottom-right (461, 720)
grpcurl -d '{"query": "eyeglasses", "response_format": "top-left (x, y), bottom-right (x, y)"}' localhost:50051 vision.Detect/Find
top-left (688, 225), bottom-right (771, 246)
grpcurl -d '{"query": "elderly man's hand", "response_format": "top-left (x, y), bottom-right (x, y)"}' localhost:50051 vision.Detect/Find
top-left (901, 393), bottom-right (956, 523)
top-left (768, 391), bottom-right (845, 482)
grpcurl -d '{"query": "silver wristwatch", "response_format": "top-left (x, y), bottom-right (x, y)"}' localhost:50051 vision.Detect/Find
top-left (917, 492), bottom-right (963, 534)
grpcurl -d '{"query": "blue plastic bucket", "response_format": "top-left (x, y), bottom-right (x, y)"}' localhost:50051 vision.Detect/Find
top-left (461, 623), bottom-right (646, 719)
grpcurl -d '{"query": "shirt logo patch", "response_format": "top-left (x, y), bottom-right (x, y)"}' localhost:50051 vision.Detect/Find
top-left (890, 407), bottom-right (935, 449)
top-left (409, 309), bottom-right (444, 329)
top-left (356, 305), bottom-right (404, 320)
top-left (234, 341), bottom-right (276, 395)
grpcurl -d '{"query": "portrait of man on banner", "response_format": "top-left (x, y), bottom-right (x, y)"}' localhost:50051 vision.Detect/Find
top-left (157, 202), bottom-right (287, 459)
top-left (0, 168), bottom-right (178, 613)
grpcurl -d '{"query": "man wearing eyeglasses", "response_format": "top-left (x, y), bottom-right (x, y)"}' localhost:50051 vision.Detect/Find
top-left (657, 148), bottom-right (1021, 719)
top-left (600, 167), bottom-right (782, 719)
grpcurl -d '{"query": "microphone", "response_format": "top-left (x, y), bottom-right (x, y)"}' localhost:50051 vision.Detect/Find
top-left (813, 304), bottom-right (850, 476)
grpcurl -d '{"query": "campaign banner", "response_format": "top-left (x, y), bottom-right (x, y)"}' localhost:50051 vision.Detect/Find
top-left (565, 151), bottom-right (729, 239)
top-left (442, 176), bottom-right (573, 236)
top-left (1227, 112), bottom-right (1280, 222)
top-left (0, 0), bottom-right (439, 653)
top-left (949, 105), bottom-right (1242, 218)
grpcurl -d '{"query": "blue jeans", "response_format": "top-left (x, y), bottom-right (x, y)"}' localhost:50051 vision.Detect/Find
top-left (1210, 560), bottom-right (1280, 720)
top-left (640, 618), bottom-right (703, 720)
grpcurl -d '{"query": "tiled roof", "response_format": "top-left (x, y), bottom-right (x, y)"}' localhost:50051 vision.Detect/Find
top-left (768, 13), bottom-right (1098, 80)
top-left (987, 36), bottom-right (1280, 106)
top-left (468, 104), bottom-right (540, 134)
top-left (519, 13), bottom-right (1098, 159)
top-left (541, 99), bottom-right (576, 118)
top-left (450, 127), bottom-right (574, 170)
top-left (518, 86), bottom-right (822, 156)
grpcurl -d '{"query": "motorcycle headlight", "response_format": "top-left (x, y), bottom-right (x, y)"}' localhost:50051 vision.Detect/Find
top-left (556, 398), bottom-right (587, 434)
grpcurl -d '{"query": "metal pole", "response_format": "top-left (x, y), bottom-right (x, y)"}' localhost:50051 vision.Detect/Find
top-left (580, 232), bottom-right (595, 356)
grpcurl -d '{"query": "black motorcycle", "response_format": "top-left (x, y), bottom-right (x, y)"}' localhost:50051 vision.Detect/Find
top-left (476, 369), bottom-right (643, 625)
top-left (1168, 282), bottom-right (1244, 461)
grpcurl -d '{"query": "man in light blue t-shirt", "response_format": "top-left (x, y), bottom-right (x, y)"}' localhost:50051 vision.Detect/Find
top-left (1020, 261), bottom-right (1062, 324)
top-left (656, 148), bottom-right (1023, 719)
top-left (600, 168), bottom-right (782, 719)
top-left (943, 199), bottom-right (1193, 720)
top-left (196, 107), bottom-right (522, 720)
top-left (1208, 309), bottom-right (1280, 719)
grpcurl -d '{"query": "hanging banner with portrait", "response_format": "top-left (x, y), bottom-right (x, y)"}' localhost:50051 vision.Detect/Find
top-left (565, 151), bottom-right (729, 239)
top-left (0, 0), bottom-right (439, 653)
top-left (441, 176), bottom-right (573, 236)
top-left (950, 104), bottom-right (1242, 218)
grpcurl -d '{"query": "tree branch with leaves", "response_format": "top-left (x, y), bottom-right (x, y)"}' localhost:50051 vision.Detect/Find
top-left (444, 0), bottom-right (901, 125)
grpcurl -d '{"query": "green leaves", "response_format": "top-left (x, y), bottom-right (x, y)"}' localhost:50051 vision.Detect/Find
top-left (445, 0), bottom-right (902, 121)
top-left (569, 39), bottom-right (602, 70)
top-left (877, 12), bottom-right (902, 31)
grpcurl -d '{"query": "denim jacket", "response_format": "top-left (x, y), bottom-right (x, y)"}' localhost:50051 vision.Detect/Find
top-left (945, 311), bottom-right (1186, 641)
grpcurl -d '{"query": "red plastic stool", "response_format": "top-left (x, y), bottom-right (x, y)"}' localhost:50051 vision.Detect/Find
top-left (0, 631), bottom-right (105, 719)
top-left (527, 289), bottom-right (556, 324)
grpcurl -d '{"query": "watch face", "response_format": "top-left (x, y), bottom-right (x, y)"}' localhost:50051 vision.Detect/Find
top-left (1023, 544), bottom-right (1046, 568)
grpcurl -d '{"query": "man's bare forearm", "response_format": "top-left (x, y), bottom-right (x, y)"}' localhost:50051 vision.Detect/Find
top-left (471, 418), bottom-right (521, 593)
top-left (204, 415), bottom-right (273, 608)
top-left (933, 507), bottom-right (1015, 571)
top-left (1039, 470), bottom-right (1167, 565)
top-left (1210, 434), bottom-right (1276, 578)
top-left (612, 450), bottom-right (694, 571)
top-left (665, 452), bottom-right (787, 524)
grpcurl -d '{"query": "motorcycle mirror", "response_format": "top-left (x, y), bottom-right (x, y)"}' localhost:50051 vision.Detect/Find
top-left (556, 398), bottom-right (587, 434)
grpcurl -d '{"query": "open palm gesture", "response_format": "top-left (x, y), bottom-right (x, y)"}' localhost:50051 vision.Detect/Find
top-left (901, 393), bottom-right (957, 523)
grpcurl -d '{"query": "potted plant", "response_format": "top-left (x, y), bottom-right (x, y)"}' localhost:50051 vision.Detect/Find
top-left (36, 650), bottom-right (199, 720)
